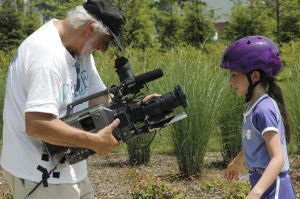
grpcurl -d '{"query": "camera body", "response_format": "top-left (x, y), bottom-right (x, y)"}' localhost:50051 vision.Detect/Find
top-left (43, 57), bottom-right (188, 164)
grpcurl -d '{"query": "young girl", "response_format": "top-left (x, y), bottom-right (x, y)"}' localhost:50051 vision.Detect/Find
top-left (221, 36), bottom-right (296, 199)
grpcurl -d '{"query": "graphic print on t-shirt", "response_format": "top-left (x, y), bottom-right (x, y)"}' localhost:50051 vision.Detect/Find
top-left (74, 70), bottom-right (88, 98)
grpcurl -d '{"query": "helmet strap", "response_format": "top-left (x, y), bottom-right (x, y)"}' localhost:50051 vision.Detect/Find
top-left (245, 73), bottom-right (261, 103)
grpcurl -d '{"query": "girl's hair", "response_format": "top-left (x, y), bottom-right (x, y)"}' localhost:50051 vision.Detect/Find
top-left (260, 71), bottom-right (291, 142)
top-left (67, 6), bottom-right (110, 35)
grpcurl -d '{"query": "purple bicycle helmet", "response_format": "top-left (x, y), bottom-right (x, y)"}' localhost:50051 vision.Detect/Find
top-left (220, 35), bottom-right (281, 77)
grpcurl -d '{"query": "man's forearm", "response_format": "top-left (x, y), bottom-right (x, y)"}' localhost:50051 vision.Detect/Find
top-left (25, 112), bottom-right (97, 150)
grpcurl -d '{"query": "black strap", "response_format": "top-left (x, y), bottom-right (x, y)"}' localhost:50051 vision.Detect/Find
top-left (37, 165), bottom-right (50, 187)
top-left (245, 73), bottom-right (261, 102)
top-left (23, 156), bottom-right (66, 199)
top-left (41, 154), bottom-right (49, 162)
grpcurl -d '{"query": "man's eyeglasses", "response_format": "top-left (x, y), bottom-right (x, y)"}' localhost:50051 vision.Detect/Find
top-left (75, 62), bottom-right (80, 92)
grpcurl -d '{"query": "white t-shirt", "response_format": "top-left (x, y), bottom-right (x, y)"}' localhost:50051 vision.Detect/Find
top-left (0, 19), bottom-right (106, 184)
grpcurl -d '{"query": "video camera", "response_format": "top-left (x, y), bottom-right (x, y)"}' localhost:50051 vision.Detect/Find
top-left (43, 57), bottom-right (188, 165)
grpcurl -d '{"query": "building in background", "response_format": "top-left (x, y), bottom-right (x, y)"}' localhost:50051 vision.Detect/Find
top-left (203, 0), bottom-right (248, 40)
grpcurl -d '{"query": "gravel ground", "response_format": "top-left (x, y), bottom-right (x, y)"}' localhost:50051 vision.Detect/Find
top-left (87, 152), bottom-right (225, 199)
top-left (0, 152), bottom-right (299, 199)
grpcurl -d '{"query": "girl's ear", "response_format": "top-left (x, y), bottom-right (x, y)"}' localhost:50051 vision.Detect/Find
top-left (251, 70), bottom-right (261, 83)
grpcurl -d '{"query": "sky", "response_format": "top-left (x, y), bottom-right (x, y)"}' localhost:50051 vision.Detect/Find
top-left (203, 0), bottom-right (235, 22)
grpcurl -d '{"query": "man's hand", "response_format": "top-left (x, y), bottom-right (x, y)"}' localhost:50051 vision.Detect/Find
top-left (129, 93), bottom-right (161, 110)
top-left (142, 93), bottom-right (160, 103)
top-left (90, 119), bottom-right (120, 155)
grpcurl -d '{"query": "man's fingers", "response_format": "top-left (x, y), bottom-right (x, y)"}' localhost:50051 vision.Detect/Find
top-left (108, 119), bottom-right (120, 130)
top-left (143, 93), bottom-right (161, 102)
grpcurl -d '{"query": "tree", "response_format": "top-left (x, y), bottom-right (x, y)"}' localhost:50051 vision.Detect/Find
top-left (279, 0), bottom-right (300, 42)
top-left (180, 1), bottom-right (215, 46)
top-left (154, 1), bottom-right (181, 48)
top-left (0, 0), bottom-right (41, 51)
top-left (224, 3), bottom-right (275, 41)
top-left (0, 1), bottom-right (24, 50)
top-left (117, 0), bottom-right (158, 49)
top-left (35, 0), bottom-right (83, 20)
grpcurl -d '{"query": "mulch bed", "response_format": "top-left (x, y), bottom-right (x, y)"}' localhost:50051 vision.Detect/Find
top-left (0, 152), bottom-right (299, 199)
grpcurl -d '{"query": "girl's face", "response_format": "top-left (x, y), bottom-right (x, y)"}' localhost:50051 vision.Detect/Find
top-left (228, 70), bottom-right (249, 96)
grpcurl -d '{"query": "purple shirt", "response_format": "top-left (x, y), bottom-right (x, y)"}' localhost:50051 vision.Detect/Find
top-left (242, 94), bottom-right (289, 172)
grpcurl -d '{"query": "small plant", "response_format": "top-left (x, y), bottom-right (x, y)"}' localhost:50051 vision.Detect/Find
top-left (127, 170), bottom-right (185, 199)
top-left (202, 174), bottom-right (250, 199)
top-left (1, 191), bottom-right (13, 199)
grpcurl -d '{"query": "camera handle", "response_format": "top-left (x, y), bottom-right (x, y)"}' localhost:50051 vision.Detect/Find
top-left (66, 90), bottom-right (108, 116)
top-left (65, 85), bottom-right (124, 117)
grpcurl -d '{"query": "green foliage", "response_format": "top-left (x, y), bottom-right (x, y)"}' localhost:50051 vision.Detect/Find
top-left (0, 50), bottom-right (15, 136)
top-left (0, 0), bottom-right (41, 51)
top-left (180, 1), bottom-right (215, 46)
top-left (202, 175), bottom-right (250, 199)
top-left (127, 169), bottom-right (185, 199)
top-left (224, 4), bottom-right (275, 41)
top-left (279, 0), bottom-right (300, 42)
top-left (116, 0), bottom-right (158, 49)
top-left (22, 9), bottom-right (41, 36)
top-left (218, 87), bottom-right (244, 164)
top-left (1, 192), bottom-right (13, 199)
top-left (154, 4), bottom-right (181, 49)
top-left (284, 80), bottom-right (300, 153)
top-left (281, 40), bottom-right (300, 153)
top-left (0, 0), bottom-right (25, 51)
top-left (166, 46), bottom-right (226, 177)
top-left (35, 0), bottom-right (83, 19)
top-left (127, 134), bottom-right (153, 166)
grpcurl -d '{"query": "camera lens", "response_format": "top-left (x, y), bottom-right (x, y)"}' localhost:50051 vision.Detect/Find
top-left (130, 85), bottom-right (188, 122)
top-left (115, 56), bottom-right (135, 82)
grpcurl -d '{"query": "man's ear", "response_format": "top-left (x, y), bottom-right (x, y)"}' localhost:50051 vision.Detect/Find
top-left (86, 20), bottom-right (96, 34)
top-left (251, 70), bottom-right (261, 83)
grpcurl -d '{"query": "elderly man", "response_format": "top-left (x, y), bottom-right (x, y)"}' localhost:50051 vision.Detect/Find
top-left (0, 0), bottom-right (126, 198)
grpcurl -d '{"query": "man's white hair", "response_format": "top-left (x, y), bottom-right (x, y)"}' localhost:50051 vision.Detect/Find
top-left (67, 6), bottom-right (110, 35)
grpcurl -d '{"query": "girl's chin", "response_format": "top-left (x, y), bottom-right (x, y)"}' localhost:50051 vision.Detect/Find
top-left (235, 90), bottom-right (246, 97)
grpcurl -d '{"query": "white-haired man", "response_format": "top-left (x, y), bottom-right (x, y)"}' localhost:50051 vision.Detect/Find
top-left (1, 0), bottom-right (127, 198)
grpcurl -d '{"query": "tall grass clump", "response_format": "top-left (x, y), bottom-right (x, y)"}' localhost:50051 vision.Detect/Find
top-left (218, 86), bottom-right (244, 164)
top-left (284, 80), bottom-right (300, 153)
top-left (161, 45), bottom-right (227, 177)
top-left (280, 40), bottom-right (300, 153)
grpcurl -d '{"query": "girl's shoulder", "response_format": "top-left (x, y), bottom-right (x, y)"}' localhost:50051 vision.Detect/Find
top-left (252, 95), bottom-right (279, 122)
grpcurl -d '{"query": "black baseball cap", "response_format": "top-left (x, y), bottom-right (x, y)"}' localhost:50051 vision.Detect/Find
top-left (83, 0), bottom-right (125, 51)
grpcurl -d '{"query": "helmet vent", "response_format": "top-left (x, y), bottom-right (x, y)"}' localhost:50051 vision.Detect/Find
top-left (247, 41), bottom-right (251, 44)
top-left (257, 37), bottom-right (262, 39)
top-left (235, 42), bottom-right (239, 45)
